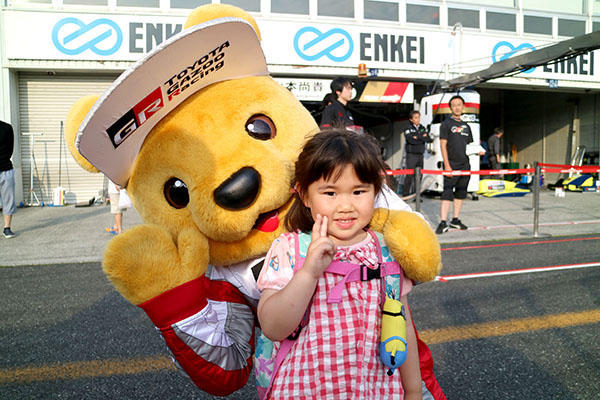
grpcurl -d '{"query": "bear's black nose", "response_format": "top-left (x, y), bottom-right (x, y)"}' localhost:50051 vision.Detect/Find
top-left (213, 167), bottom-right (260, 210)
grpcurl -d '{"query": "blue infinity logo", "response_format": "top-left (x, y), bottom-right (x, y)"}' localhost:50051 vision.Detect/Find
top-left (294, 26), bottom-right (353, 62)
top-left (52, 17), bottom-right (123, 56)
top-left (492, 41), bottom-right (536, 73)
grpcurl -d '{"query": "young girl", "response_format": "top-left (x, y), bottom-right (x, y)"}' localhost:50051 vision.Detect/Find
top-left (256, 130), bottom-right (421, 399)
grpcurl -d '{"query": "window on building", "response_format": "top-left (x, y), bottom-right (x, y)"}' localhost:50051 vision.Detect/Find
top-left (594, 21), bottom-right (600, 32)
top-left (117, 0), bottom-right (159, 6)
top-left (523, 15), bottom-right (552, 35)
top-left (221, 0), bottom-right (260, 12)
top-left (448, 8), bottom-right (479, 29)
top-left (272, 0), bottom-right (309, 14)
top-left (406, 4), bottom-right (439, 25)
top-left (522, 0), bottom-right (584, 15)
top-left (595, 1), bottom-right (600, 16)
top-left (171, 0), bottom-right (210, 9)
top-left (9, 0), bottom-right (52, 4)
top-left (318, 0), bottom-right (354, 18)
top-left (364, 0), bottom-right (398, 22)
top-left (450, 0), bottom-right (514, 7)
top-left (486, 11), bottom-right (516, 32)
top-left (63, 0), bottom-right (107, 5)
top-left (558, 19), bottom-right (586, 37)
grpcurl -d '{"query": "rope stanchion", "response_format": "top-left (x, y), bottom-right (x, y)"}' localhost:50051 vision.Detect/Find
top-left (533, 162), bottom-right (540, 237)
top-left (414, 166), bottom-right (422, 213)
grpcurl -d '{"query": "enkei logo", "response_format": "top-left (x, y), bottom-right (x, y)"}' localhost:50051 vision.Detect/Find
top-left (294, 27), bottom-right (353, 62)
top-left (492, 41), bottom-right (536, 74)
top-left (52, 17), bottom-right (123, 56)
top-left (106, 88), bottom-right (164, 148)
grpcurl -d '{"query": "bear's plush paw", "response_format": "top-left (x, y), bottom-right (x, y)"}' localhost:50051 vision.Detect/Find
top-left (102, 224), bottom-right (209, 305)
top-left (372, 209), bottom-right (442, 282)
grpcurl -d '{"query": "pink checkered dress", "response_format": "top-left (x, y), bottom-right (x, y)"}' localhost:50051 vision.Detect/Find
top-left (257, 232), bottom-right (412, 399)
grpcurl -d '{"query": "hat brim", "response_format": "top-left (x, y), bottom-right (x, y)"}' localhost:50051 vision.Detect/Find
top-left (76, 17), bottom-right (268, 186)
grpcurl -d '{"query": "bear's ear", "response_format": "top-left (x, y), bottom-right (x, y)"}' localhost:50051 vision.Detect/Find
top-left (65, 95), bottom-right (101, 173)
top-left (185, 4), bottom-right (261, 40)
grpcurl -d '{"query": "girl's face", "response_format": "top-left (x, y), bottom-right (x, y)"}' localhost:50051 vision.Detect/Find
top-left (301, 164), bottom-right (376, 246)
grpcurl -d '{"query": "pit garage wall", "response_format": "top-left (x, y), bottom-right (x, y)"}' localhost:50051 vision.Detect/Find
top-left (374, 120), bottom-right (405, 193)
top-left (503, 90), bottom-right (600, 183)
top-left (376, 89), bottom-right (600, 190)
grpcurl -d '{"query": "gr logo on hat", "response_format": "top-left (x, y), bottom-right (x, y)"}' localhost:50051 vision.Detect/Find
top-left (76, 18), bottom-right (268, 186)
top-left (107, 87), bottom-right (164, 148)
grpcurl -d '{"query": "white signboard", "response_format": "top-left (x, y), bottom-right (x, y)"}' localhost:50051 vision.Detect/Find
top-left (4, 10), bottom-right (186, 61)
top-left (273, 78), bottom-right (331, 101)
top-left (259, 20), bottom-right (598, 86)
top-left (3, 10), bottom-right (599, 88)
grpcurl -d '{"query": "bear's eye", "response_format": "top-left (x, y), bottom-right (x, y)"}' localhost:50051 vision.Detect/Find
top-left (164, 178), bottom-right (189, 209)
top-left (245, 114), bottom-right (276, 140)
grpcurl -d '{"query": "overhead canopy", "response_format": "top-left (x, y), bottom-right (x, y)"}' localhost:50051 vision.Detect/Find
top-left (357, 81), bottom-right (414, 103)
top-left (441, 31), bottom-right (600, 91)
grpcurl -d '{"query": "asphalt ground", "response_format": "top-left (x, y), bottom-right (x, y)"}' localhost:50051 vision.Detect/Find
top-left (1, 188), bottom-right (599, 266)
top-left (1, 235), bottom-right (599, 399)
top-left (1, 188), bottom-right (599, 399)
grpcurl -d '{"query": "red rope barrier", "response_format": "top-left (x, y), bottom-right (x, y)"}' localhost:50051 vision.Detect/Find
top-left (538, 163), bottom-right (571, 168)
top-left (539, 162), bottom-right (600, 173)
top-left (385, 168), bottom-right (535, 176)
top-left (542, 166), bottom-right (600, 174)
top-left (386, 169), bottom-right (413, 176)
top-left (386, 165), bottom-right (600, 176)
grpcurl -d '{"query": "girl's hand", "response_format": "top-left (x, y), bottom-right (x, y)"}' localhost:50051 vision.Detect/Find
top-left (303, 214), bottom-right (336, 280)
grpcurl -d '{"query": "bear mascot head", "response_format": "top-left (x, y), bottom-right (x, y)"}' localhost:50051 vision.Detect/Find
top-left (65, 4), bottom-right (441, 396)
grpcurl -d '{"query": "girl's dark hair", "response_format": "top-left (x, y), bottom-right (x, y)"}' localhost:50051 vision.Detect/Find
top-left (285, 129), bottom-right (386, 232)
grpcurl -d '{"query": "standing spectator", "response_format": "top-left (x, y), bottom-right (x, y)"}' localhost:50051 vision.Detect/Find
top-left (105, 179), bottom-right (129, 235)
top-left (319, 77), bottom-right (356, 129)
top-left (487, 127), bottom-right (503, 171)
top-left (402, 110), bottom-right (432, 197)
top-left (0, 120), bottom-right (16, 238)
top-left (435, 95), bottom-right (484, 234)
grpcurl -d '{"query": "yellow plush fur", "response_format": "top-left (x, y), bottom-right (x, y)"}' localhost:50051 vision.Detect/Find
top-left (65, 4), bottom-right (441, 305)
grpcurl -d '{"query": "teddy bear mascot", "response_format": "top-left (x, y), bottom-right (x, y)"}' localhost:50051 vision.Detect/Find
top-left (65, 4), bottom-right (444, 399)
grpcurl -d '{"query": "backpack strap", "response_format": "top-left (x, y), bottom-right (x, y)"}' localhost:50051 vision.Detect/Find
top-left (261, 232), bottom-right (311, 399)
top-left (324, 230), bottom-right (401, 304)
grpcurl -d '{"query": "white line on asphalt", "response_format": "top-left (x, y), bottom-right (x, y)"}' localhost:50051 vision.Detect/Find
top-left (435, 262), bottom-right (600, 281)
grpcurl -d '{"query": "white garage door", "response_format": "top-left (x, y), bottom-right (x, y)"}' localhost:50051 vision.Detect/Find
top-left (18, 72), bottom-right (119, 205)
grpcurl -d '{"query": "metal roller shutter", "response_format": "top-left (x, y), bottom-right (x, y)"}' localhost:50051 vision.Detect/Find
top-left (18, 72), bottom-right (119, 205)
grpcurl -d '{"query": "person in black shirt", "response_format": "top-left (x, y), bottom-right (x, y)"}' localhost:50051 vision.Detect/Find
top-left (487, 127), bottom-right (503, 171)
top-left (0, 120), bottom-right (16, 238)
top-left (435, 95), bottom-right (484, 234)
top-left (402, 110), bottom-right (432, 197)
top-left (320, 77), bottom-right (356, 129)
